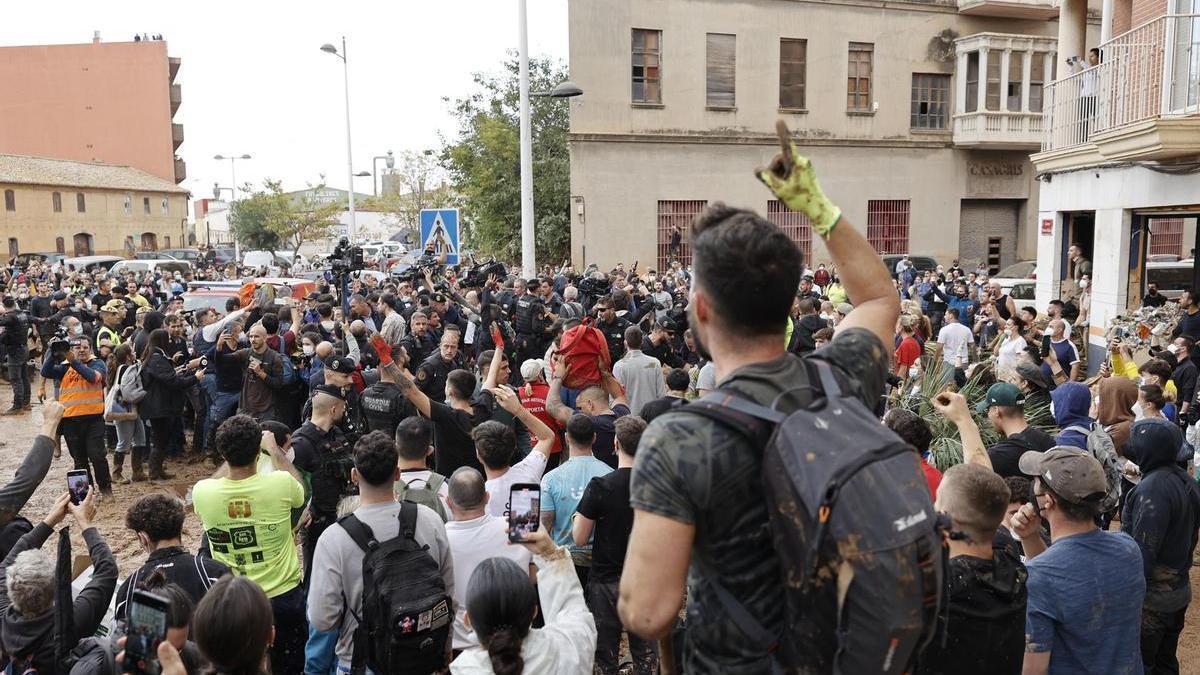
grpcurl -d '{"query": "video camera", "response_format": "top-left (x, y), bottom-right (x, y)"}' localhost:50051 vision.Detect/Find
top-left (577, 275), bottom-right (612, 305)
top-left (48, 327), bottom-right (71, 361)
top-left (329, 237), bottom-right (364, 275)
top-left (460, 259), bottom-right (509, 288)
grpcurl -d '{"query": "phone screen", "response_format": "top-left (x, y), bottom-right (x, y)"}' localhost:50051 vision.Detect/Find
top-left (1040, 335), bottom-right (1052, 358)
top-left (508, 484), bottom-right (541, 543)
top-left (67, 470), bottom-right (89, 505)
top-left (124, 591), bottom-right (169, 673)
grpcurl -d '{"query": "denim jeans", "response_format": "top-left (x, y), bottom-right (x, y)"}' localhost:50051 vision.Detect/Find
top-left (204, 389), bottom-right (240, 449)
top-left (5, 348), bottom-right (30, 408)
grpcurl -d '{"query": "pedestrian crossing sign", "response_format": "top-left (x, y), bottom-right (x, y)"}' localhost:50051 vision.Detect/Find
top-left (420, 209), bottom-right (460, 265)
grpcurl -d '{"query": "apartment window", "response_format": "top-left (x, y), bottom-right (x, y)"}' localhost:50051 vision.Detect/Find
top-left (986, 54), bottom-right (1002, 111)
top-left (632, 29), bottom-right (663, 104)
top-left (779, 38), bottom-right (808, 110)
top-left (847, 42), bottom-right (874, 111)
top-left (766, 200), bottom-right (812, 258)
top-left (1029, 51), bottom-right (1049, 113)
top-left (911, 74), bottom-right (951, 129)
top-left (866, 199), bottom-right (910, 254)
top-left (3, 190), bottom-right (13, 212)
top-left (143, 196), bottom-right (151, 215)
top-left (76, 192), bottom-right (86, 213)
top-left (124, 194), bottom-right (133, 215)
top-left (657, 200), bottom-right (706, 269)
top-left (51, 192), bottom-right (62, 213)
top-left (706, 33), bottom-right (736, 108)
top-left (161, 197), bottom-right (169, 216)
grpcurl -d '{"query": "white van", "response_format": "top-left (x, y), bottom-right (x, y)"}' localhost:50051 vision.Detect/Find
top-left (108, 259), bottom-right (193, 276)
top-left (1145, 258), bottom-right (1196, 300)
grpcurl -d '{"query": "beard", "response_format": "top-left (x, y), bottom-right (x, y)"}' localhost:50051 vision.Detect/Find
top-left (687, 304), bottom-right (713, 362)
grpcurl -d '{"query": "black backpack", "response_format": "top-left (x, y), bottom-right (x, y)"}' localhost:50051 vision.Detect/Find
top-left (340, 501), bottom-right (451, 675)
top-left (682, 359), bottom-right (944, 674)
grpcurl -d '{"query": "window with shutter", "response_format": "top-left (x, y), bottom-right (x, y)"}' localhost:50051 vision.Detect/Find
top-left (706, 33), bottom-right (736, 108)
top-left (780, 38), bottom-right (807, 110)
top-left (847, 42), bottom-right (874, 111)
top-left (632, 29), bottom-right (663, 104)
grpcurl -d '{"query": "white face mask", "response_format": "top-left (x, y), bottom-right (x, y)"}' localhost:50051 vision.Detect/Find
top-left (1167, 344), bottom-right (1180, 354)
top-left (302, 345), bottom-right (315, 356)
top-left (1132, 400), bottom-right (1146, 420)
top-left (1078, 280), bottom-right (1089, 289)
top-left (72, 324), bottom-right (84, 336)
top-left (1139, 376), bottom-right (1149, 386)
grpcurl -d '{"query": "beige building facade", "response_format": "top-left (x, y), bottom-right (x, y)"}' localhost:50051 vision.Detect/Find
top-left (0, 154), bottom-right (188, 258)
top-left (568, 0), bottom-right (1099, 272)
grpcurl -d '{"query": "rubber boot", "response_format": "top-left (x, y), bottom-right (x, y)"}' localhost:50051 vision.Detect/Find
top-left (112, 452), bottom-right (130, 485)
top-left (147, 452), bottom-right (174, 481)
top-left (131, 447), bottom-right (149, 482)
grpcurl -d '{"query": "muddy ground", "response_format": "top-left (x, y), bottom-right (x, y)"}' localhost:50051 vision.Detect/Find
top-left (0, 391), bottom-right (1197, 670)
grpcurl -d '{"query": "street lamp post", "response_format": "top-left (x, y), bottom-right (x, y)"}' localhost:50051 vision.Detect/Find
top-left (214, 153), bottom-right (251, 258)
top-left (517, 0), bottom-right (583, 279)
top-left (321, 38), bottom-right (358, 243)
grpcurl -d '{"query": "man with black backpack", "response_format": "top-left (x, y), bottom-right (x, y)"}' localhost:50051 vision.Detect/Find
top-left (306, 430), bottom-right (455, 675)
top-left (620, 122), bottom-right (936, 675)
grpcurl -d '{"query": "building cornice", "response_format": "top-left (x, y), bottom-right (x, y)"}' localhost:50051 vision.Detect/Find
top-left (568, 131), bottom-right (954, 150)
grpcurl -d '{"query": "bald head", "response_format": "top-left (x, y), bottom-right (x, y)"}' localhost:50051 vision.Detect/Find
top-left (447, 467), bottom-right (487, 515)
top-left (577, 385), bottom-right (610, 414)
top-left (315, 342), bottom-right (334, 360)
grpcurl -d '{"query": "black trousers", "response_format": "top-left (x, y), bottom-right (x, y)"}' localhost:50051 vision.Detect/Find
top-left (588, 579), bottom-right (658, 674)
top-left (61, 415), bottom-right (112, 491)
top-left (268, 584), bottom-right (308, 675)
top-left (6, 349), bottom-right (30, 408)
top-left (147, 416), bottom-right (181, 475)
top-left (1141, 605), bottom-right (1186, 675)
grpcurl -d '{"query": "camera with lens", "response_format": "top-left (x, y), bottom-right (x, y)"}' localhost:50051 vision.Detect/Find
top-left (47, 328), bottom-right (71, 360)
top-left (577, 275), bottom-right (612, 304)
top-left (198, 356), bottom-right (209, 369)
top-left (329, 237), bottom-right (364, 274)
top-left (461, 259), bottom-right (508, 288)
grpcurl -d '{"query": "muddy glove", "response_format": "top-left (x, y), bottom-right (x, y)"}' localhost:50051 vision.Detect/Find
top-left (756, 120), bottom-right (842, 238)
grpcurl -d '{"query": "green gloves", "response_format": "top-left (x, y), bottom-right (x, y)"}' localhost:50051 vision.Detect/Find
top-left (756, 120), bottom-right (842, 238)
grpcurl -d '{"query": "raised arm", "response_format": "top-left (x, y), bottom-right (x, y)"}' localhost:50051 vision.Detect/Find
top-left (371, 333), bottom-right (431, 418)
top-left (545, 359), bottom-right (574, 425)
top-left (493, 385), bottom-right (555, 456)
top-left (930, 392), bottom-right (992, 471)
top-left (756, 120), bottom-right (898, 349)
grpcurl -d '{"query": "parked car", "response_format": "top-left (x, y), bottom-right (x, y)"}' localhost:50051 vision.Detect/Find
top-left (10, 252), bottom-right (65, 267)
top-left (182, 277), bottom-right (317, 314)
top-left (158, 248), bottom-right (204, 263)
top-left (992, 260), bottom-right (1038, 295)
top-left (62, 255), bottom-right (123, 272)
top-left (880, 255), bottom-right (939, 277)
top-left (242, 250), bottom-right (310, 272)
top-left (109, 259), bottom-right (193, 276)
top-left (1145, 258), bottom-right (1196, 300)
top-left (1008, 280), bottom-right (1037, 302)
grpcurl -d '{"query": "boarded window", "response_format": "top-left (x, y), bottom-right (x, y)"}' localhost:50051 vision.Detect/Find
top-left (867, 199), bottom-right (910, 254)
top-left (766, 200), bottom-right (813, 258)
top-left (76, 193), bottom-right (86, 213)
top-left (847, 43), bottom-right (873, 111)
top-left (52, 192), bottom-right (62, 213)
top-left (632, 29), bottom-right (663, 104)
top-left (911, 74), bottom-right (951, 129)
top-left (706, 33), bottom-right (736, 108)
top-left (780, 38), bottom-right (807, 109)
top-left (3, 190), bottom-right (14, 212)
top-left (657, 200), bottom-right (706, 270)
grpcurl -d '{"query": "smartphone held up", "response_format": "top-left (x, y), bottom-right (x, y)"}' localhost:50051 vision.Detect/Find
top-left (123, 589), bottom-right (170, 675)
top-left (508, 484), bottom-right (541, 543)
top-left (67, 469), bottom-right (89, 505)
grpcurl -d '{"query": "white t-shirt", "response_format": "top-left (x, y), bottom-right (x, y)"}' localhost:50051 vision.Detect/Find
top-left (484, 450), bottom-right (549, 518)
top-left (444, 514), bottom-right (533, 650)
top-left (937, 322), bottom-right (974, 366)
top-left (997, 335), bottom-right (1028, 372)
top-left (696, 362), bottom-right (717, 394)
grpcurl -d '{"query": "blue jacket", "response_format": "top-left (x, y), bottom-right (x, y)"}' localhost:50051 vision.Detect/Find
top-left (1052, 382), bottom-right (1094, 450)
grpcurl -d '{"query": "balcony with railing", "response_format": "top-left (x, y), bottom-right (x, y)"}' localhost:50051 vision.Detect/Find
top-left (1037, 14), bottom-right (1200, 170)
top-left (171, 122), bottom-right (184, 150)
top-left (958, 0), bottom-right (1058, 20)
top-left (174, 157), bottom-right (186, 183)
top-left (170, 83), bottom-right (182, 115)
top-left (953, 33), bottom-right (1058, 149)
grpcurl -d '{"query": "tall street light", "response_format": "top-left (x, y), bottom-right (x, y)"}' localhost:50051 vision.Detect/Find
top-left (372, 150), bottom-right (394, 197)
top-left (321, 38), bottom-right (358, 243)
top-left (518, 0), bottom-right (583, 278)
top-left (214, 153), bottom-right (251, 258)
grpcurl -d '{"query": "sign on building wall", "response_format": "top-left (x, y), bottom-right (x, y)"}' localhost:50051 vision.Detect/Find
top-left (420, 208), bottom-right (460, 265)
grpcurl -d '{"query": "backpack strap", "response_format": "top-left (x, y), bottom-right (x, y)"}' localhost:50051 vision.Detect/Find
top-left (690, 555), bottom-right (784, 674)
top-left (337, 514), bottom-right (378, 553)
top-left (398, 501), bottom-right (418, 541)
top-left (425, 472), bottom-right (446, 495)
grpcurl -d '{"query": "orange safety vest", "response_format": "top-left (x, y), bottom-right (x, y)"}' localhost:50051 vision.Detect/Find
top-left (60, 363), bottom-right (105, 418)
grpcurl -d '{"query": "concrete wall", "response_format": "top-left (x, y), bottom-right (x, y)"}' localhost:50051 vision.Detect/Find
top-left (0, 183), bottom-right (187, 255)
top-left (0, 39), bottom-right (178, 183)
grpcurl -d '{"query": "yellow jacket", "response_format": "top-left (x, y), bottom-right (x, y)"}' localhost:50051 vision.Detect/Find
top-left (1112, 352), bottom-right (1178, 400)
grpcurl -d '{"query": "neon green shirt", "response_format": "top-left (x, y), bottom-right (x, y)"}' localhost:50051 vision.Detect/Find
top-left (193, 471), bottom-right (305, 598)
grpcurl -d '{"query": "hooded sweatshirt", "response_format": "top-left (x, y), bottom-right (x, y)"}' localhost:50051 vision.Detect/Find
top-left (1097, 377), bottom-right (1139, 455)
top-left (1051, 382), bottom-right (1094, 450)
top-left (1121, 419), bottom-right (1200, 613)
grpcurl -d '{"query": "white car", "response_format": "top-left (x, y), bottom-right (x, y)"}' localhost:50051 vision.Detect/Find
top-left (242, 251), bottom-right (308, 271)
top-left (991, 260), bottom-right (1037, 295)
top-left (109, 259), bottom-right (193, 276)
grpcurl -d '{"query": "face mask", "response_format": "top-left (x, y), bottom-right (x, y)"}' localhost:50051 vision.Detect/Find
top-left (72, 325), bottom-right (84, 336)
top-left (1132, 400), bottom-right (1146, 421)
top-left (1139, 376), bottom-right (1149, 386)
top-left (302, 345), bottom-right (315, 356)
top-left (1167, 344), bottom-right (1179, 354)
top-left (1079, 280), bottom-right (1089, 289)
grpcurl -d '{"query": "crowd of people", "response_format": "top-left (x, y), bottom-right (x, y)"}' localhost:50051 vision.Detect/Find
top-left (0, 122), bottom-right (1195, 674)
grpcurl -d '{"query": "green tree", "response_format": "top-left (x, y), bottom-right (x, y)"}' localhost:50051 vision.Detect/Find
top-left (442, 52), bottom-right (570, 263)
top-left (229, 186), bottom-right (284, 252)
top-left (230, 180), bottom-right (342, 259)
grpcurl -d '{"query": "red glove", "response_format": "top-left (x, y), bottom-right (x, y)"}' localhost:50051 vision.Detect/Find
top-left (371, 334), bottom-right (393, 367)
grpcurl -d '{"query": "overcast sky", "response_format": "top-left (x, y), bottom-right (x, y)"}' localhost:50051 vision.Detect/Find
top-left (4, 1), bottom-right (568, 202)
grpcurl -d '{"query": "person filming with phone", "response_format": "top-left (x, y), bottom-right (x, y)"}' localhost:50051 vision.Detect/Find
top-left (41, 335), bottom-right (113, 497)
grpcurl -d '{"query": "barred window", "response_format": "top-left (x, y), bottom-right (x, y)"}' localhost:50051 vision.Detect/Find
top-left (766, 200), bottom-right (813, 258)
top-left (656, 200), bottom-right (706, 270)
top-left (867, 200), bottom-right (910, 254)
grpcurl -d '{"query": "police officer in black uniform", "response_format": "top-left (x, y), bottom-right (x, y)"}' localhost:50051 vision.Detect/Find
top-left (513, 279), bottom-right (549, 365)
top-left (358, 345), bottom-right (417, 436)
top-left (593, 295), bottom-right (631, 362)
top-left (291, 384), bottom-right (352, 584)
top-left (415, 331), bottom-right (463, 404)
top-left (303, 356), bottom-right (363, 440)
